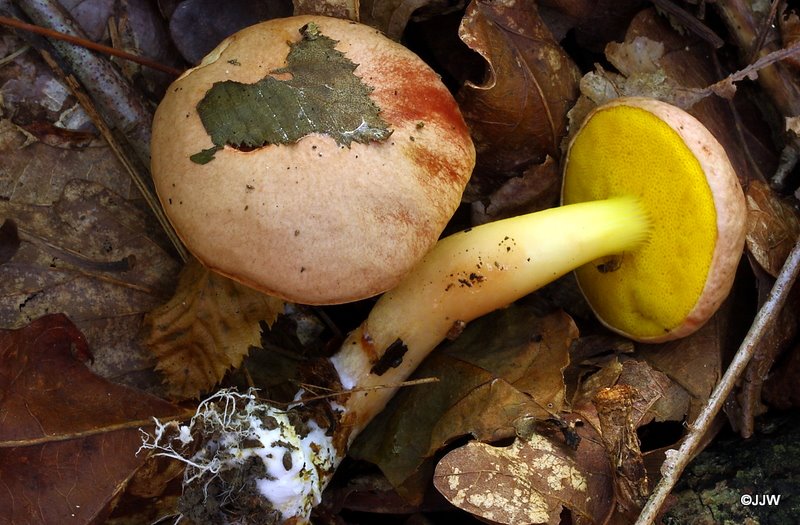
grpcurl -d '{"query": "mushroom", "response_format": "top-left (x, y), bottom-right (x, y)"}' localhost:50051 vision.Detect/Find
top-left (150, 15), bottom-right (475, 305)
top-left (562, 97), bottom-right (747, 342)
top-left (147, 98), bottom-right (746, 523)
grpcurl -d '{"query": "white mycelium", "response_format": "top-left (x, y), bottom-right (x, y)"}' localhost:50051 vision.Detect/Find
top-left (142, 389), bottom-right (340, 523)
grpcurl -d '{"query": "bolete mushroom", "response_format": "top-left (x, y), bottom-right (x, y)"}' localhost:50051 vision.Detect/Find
top-left (150, 15), bottom-right (475, 305)
top-left (146, 98), bottom-right (747, 524)
top-left (331, 98), bottom-right (746, 442)
top-left (562, 97), bottom-right (747, 342)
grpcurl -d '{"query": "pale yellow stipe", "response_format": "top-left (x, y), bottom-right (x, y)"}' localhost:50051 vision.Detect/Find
top-left (562, 104), bottom-right (717, 339)
top-left (331, 197), bottom-right (651, 441)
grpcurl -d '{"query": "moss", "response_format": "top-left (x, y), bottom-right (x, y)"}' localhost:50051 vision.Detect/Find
top-left (664, 411), bottom-right (800, 524)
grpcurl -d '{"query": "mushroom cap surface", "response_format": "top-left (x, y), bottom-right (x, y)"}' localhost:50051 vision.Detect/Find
top-left (151, 15), bottom-right (475, 304)
top-left (562, 97), bottom-right (746, 342)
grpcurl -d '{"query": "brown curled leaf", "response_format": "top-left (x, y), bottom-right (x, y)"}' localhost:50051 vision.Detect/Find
top-left (457, 0), bottom-right (580, 199)
top-left (0, 314), bottom-right (183, 524)
top-left (745, 179), bottom-right (800, 278)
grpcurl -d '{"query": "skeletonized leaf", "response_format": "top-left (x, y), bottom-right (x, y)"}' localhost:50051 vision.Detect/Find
top-left (143, 258), bottom-right (284, 399)
top-left (434, 415), bottom-right (613, 525)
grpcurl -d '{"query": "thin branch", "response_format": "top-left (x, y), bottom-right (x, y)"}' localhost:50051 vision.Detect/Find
top-left (682, 40), bottom-right (800, 107)
top-left (747, 0), bottom-right (784, 64)
top-left (4, 0), bottom-right (189, 261)
top-left (0, 15), bottom-right (182, 76)
top-left (11, 0), bottom-right (153, 178)
top-left (0, 409), bottom-right (197, 448)
top-left (634, 237), bottom-right (800, 524)
top-left (37, 49), bottom-right (189, 262)
top-left (267, 377), bottom-right (441, 408)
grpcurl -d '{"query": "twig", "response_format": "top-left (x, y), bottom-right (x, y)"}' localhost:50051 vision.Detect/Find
top-left (634, 237), bottom-right (800, 525)
top-left (268, 377), bottom-right (441, 408)
top-left (746, 0), bottom-right (783, 64)
top-left (0, 15), bottom-right (182, 76)
top-left (11, 0), bottom-right (154, 166)
top-left (37, 50), bottom-right (188, 262)
top-left (5, 0), bottom-right (188, 261)
top-left (0, 409), bottom-right (197, 448)
top-left (681, 40), bottom-right (800, 108)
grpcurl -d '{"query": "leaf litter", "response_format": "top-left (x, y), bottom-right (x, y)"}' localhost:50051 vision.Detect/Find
top-left (0, 314), bottom-right (185, 524)
top-left (1, 1), bottom-right (800, 523)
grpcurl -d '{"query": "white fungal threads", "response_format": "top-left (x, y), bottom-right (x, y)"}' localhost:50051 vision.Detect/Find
top-left (140, 389), bottom-right (341, 523)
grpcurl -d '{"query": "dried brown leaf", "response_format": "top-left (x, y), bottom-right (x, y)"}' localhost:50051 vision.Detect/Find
top-left (434, 413), bottom-right (614, 525)
top-left (359, 0), bottom-right (443, 40)
top-left (457, 0), bottom-right (580, 198)
top-left (572, 357), bottom-right (689, 428)
top-left (746, 179), bottom-right (800, 278)
top-left (470, 155), bottom-right (560, 225)
top-left (573, 356), bottom-right (624, 406)
top-left (0, 178), bottom-right (180, 389)
top-left (350, 303), bottom-right (575, 503)
top-left (639, 309), bottom-right (730, 424)
top-left (294, 0), bottom-right (359, 20)
top-left (0, 118), bottom-right (137, 202)
top-left (572, 8), bottom-right (776, 184)
top-left (593, 385), bottom-right (649, 516)
top-left (143, 258), bottom-right (284, 400)
top-left (0, 314), bottom-right (183, 525)
top-left (617, 359), bottom-right (690, 426)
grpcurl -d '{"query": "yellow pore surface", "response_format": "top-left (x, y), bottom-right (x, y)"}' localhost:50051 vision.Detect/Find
top-left (562, 104), bottom-right (717, 339)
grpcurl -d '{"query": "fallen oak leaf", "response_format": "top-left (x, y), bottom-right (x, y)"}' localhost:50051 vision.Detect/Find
top-left (0, 314), bottom-right (186, 525)
top-left (0, 179), bottom-right (181, 389)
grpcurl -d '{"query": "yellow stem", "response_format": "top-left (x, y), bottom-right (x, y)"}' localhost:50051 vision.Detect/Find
top-left (330, 197), bottom-right (650, 442)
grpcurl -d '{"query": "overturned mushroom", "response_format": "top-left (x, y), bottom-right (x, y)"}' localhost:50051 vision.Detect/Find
top-left (562, 97), bottom-right (747, 342)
